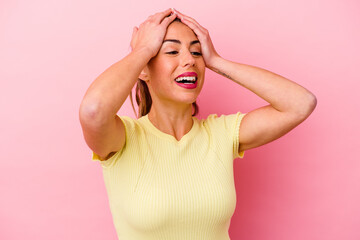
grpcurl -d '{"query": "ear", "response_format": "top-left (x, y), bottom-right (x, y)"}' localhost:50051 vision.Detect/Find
top-left (139, 67), bottom-right (150, 82)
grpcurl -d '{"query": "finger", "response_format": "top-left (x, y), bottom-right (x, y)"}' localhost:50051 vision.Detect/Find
top-left (132, 26), bottom-right (138, 37)
top-left (173, 9), bottom-right (199, 26)
top-left (174, 10), bottom-right (206, 32)
top-left (173, 9), bottom-right (193, 21)
top-left (160, 12), bottom-right (177, 27)
top-left (154, 8), bottom-right (173, 24)
top-left (131, 26), bottom-right (138, 42)
top-left (130, 26), bottom-right (139, 49)
top-left (181, 19), bottom-right (203, 38)
top-left (180, 15), bottom-right (204, 30)
top-left (179, 17), bottom-right (207, 38)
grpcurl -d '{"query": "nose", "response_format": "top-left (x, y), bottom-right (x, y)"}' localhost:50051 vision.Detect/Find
top-left (181, 50), bottom-right (196, 67)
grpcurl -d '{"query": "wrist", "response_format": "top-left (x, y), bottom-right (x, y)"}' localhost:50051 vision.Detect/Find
top-left (131, 47), bottom-right (154, 60)
top-left (207, 55), bottom-right (224, 71)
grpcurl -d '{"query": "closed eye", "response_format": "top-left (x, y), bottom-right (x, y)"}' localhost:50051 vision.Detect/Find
top-left (166, 51), bottom-right (202, 56)
top-left (192, 52), bottom-right (202, 56)
top-left (166, 51), bottom-right (178, 55)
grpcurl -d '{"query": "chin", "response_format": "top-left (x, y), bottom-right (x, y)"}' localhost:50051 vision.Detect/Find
top-left (177, 91), bottom-right (199, 100)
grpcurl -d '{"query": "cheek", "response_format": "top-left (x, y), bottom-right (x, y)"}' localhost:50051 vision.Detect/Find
top-left (153, 57), bottom-right (173, 69)
top-left (154, 62), bottom-right (177, 78)
top-left (198, 58), bottom-right (206, 67)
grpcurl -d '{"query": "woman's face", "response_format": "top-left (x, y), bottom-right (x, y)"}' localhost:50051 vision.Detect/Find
top-left (144, 21), bottom-right (206, 107)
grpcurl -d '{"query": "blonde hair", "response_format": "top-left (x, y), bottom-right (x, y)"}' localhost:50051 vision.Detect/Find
top-left (129, 17), bottom-right (199, 119)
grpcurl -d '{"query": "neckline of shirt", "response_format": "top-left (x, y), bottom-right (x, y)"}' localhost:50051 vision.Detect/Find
top-left (141, 114), bottom-right (199, 144)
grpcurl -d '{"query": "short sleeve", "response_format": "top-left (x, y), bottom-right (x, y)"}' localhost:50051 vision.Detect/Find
top-left (91, 149), bottom-right (123, 168)
top-left (91, 115), bottom-right (133, 168)
top-left (232, 112), bottom-right (247, 159)
top-left (205, 112), bottom-right (247, 160)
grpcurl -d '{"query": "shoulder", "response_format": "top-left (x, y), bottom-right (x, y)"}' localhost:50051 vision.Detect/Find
top-left (200, 112), bottom-right (247, 159)
top-left (92, 115), bottom-right (146, 167)
top-left (203, 112), bottom-right (245, 129)
top-left (118, 115), bottom-right (145, 137)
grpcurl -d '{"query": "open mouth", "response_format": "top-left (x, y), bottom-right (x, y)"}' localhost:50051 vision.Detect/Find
top-left (174, 76), bottom-right (197, 84)
top-left (174, 76), bottom-right (198, 89)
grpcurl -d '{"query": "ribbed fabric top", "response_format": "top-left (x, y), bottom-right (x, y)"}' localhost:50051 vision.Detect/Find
top-left (92, 112), bottom-right (246, 240)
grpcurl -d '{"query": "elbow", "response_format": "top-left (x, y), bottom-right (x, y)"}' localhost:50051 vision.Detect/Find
top-left (79, 99), bottom-right (108, 126)
top-left (297, 92), bottom-right (317, 120)
top-left (306, 92), bottom-right (317, 114)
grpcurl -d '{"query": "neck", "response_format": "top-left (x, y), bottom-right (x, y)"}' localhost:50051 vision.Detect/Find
top-left (147, 103), bottom-right (194, 141)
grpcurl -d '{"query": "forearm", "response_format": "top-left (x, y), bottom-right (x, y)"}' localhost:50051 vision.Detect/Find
top-left (208, 57), bottom-right (317, 115)
top-left (79, 48), bottom-right (152, 124)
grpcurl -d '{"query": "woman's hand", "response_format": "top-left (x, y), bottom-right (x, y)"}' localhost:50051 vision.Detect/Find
top-left (131, 8), bottom-right (177, 58)
top-left (172, 8), bottom-right (221, 68)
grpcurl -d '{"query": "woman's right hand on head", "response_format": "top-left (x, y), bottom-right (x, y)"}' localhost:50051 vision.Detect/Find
top-left (130, 8), bottom-right (177, 58)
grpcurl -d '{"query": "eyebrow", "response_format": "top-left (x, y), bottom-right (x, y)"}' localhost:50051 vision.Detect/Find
top-left (162, 39), bottom-right (200, 45)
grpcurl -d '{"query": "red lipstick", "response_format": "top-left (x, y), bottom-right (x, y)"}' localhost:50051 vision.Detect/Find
top-left (175, 72), bottom-right (198, 79)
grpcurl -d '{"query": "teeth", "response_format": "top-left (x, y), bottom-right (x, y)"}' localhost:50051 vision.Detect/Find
top-left (175, 76), bottom-right (197, 82)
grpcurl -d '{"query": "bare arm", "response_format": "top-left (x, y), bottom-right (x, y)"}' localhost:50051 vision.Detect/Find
top-left (79, 48), bottom-right (152, 160)
top-left (170, 9), bottom-right (317, 153)
top-left (79, 8), bottom-right (176, 160)
top-left (208, 57), bottom-right (317, 152)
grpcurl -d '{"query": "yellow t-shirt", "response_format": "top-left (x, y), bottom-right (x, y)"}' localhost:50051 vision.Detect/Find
top-left (92, 112), bottom-right (246, 240)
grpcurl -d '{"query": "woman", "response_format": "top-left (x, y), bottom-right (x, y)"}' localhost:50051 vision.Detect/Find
top-left (79, 8), bottom-right (316, 240)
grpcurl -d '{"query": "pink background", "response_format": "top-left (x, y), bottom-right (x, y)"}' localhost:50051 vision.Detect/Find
top-left (1, 0), bottom-right (359, 239)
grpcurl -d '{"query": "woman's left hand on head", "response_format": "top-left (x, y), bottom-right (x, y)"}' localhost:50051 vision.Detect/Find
top-left (172, 8), bottom-right (221, 68)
